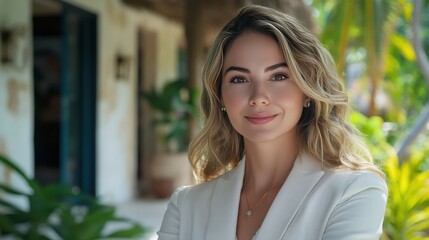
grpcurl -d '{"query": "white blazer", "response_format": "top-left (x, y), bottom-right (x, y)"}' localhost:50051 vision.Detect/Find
top-left (157, 153), bottom-right (388, 240)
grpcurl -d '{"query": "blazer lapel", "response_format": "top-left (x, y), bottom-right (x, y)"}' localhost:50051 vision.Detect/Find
top-left (256, 153), bottom-right (325, 239)
top-left (206, 160), bottom-right (245, 240)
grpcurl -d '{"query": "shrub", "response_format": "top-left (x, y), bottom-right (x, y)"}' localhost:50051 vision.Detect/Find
top-left (0, 154), bottom-right (146, 240)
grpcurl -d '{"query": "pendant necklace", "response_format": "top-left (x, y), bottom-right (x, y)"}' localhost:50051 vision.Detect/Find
top-left (243, 173), bottom-right (288, 218)
top-left (244, 188), bottom-right (271, 218)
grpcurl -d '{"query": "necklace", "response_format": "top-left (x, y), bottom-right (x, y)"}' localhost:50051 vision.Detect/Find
top-left (244, 189), bottom-right (271, 218)
top-left (242, 174), bottom-right (289, 218)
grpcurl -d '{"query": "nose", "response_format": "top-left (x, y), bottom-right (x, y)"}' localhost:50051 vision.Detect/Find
top-left (249, 83), bottom-right (270, 106)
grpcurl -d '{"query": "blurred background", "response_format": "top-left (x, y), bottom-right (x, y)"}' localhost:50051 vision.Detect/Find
top-left (0, 0), bottom-right (428, 239)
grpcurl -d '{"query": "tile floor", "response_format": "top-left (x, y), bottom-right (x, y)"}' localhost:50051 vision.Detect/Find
top-left (116, 198), bottom-right (169, 240)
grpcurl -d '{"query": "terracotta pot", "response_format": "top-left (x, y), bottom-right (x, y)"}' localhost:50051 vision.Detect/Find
top-left (150, 152), bottom-right (193, 198)
top-left (150, 178), bottom-right (174, 199)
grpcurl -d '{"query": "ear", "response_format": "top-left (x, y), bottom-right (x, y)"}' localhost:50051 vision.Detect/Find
top-left (304, 98), bottom-right (311, 108)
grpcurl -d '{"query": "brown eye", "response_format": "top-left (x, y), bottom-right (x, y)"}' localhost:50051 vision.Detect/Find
top-left (271, 74), bottom-right (288, 81)
top-left (231, 77), bottom-right (248, 83)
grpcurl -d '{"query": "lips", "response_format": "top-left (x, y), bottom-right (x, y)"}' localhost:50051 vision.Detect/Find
top-left (245, 114), bottom-right (277, 124)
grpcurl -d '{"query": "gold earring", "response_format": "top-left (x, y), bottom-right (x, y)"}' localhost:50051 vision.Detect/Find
top-left (221, 107), bottom-right (226, 112)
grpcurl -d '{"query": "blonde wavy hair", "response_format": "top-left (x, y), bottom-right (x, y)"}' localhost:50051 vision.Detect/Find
top-left (189, 5), bottom-right (383, 182)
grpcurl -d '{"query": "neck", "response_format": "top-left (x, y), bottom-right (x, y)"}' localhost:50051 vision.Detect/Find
top-left (243, 135), bottom-right (299, 192)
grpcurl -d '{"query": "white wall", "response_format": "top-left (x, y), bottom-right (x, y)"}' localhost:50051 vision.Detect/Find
top-left (0, 0), bottom-right (183, 204)
top-left (0, 0), bottom-right (33, 206)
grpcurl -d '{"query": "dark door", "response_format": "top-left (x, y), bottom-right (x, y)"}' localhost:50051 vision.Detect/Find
top-left (60, 2), bottom-right (97, 195)
top-left (33, 0), bottom-right (97, 195)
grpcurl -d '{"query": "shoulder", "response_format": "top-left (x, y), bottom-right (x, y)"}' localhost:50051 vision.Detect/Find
top-left (321, 168), bottom-right (388, 202)
top-left (171, 166), bottom-right (240, 204)
top-left (317, 170), bottom-right (388, 238)
top-left (324, 168), bottom-right (387, 189)
top-left (298, 152), bottom-right (387, 197)
top-left (171, 179), bottom-right (217, 203)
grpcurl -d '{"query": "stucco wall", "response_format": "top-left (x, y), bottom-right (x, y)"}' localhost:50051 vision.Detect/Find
top-left (0, 0), bottom-right (33, 207)
top-left (65, 0), bottom-right (183, 203)
top-left (0, 0), bottom-right (182, 204)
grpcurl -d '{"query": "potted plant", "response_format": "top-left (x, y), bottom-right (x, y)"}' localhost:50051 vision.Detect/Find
top-left (142, 79), bottom-right (198, 198)
top-left (0, 154), bottom-right (146, 239)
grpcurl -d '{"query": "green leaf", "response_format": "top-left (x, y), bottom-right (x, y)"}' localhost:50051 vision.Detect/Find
top-left (0, 183), bottom-right (30, 196)
top-left (0, 154), bottom-right (147, 239)
top-left (0, 198), bottom-right (25, 214)
top-left (3, 212), bottom-right (32, 225)
top-left (51, 206), bottom-right (76, 238)
top-left (0, 155), bottom-right (42, 193)
top-left (391, 34), bottom-right (415, 61)
top-left (104, 224), bottom-right (146, 238)
top-left (383, 149), bottom-right (429, 239)
top-left (69, 204), bottom-right (116, 240)
top-left (0, 155), bottom-right (30, 182)
top-left (82, 204), bottom-right (116, 223)
top-left (0, 213), bottom-right (23, 236)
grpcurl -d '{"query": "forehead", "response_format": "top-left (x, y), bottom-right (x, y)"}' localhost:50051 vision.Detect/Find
top-left (223, 31), bottom-right (286, 69)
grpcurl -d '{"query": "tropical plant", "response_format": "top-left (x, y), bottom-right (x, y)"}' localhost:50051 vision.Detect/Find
top-left (0, 154), bottom-right (146, 240)
top-left (351, 111), bottom-right (429, 239)
top-left (351, 111), bottom-right (397, 165)
top-left (311, 0), bottom-right (407, 116)
top-left (141, 78), bottom-right (198, 152)
top-left (382, 148), bottom-right (429, 240)
top-left (310, 0), bottom-right (429, 158)
top-left (391, 0), bottom-right (429, 159)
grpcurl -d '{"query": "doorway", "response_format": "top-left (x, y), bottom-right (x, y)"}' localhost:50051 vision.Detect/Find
top-left (137, 28), bottom-right (158, 195)
top-left (32, 0), bottom-right (97, 195)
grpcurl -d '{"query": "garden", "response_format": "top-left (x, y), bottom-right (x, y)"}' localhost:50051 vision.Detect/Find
top-left (310, 0), bottom-right (429, 238)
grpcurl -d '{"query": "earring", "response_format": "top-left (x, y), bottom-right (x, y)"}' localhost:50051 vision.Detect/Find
top-left (221, 107), bottom-right (226, 112)
top-left (305, 102), bottom-right (310, 108)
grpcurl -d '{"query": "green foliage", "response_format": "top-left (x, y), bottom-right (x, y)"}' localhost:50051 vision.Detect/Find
top-left (0, 154), bottom-right (146, 240)
top-left (382, 148), bottom-right (429, 240)
top-left (310, 0), bottom-right (429, 237)
top-left (311, 0), bottom-right (429, 127)
top-left (351, 111), bottom-right (397, 165)
top-left (313, 0), bottom-right (429, 143)
top-left (141, 79), bottom-right (198, 152)
top-left (351, 111), bottom-right (429, 239)
top-left (312, 0), bottom-right (405, 74)
top-left (382, 0), bottom-right (429, 145)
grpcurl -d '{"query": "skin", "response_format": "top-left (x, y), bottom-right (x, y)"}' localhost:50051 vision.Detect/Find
top-left (220, 31), bottom-right (310, 240)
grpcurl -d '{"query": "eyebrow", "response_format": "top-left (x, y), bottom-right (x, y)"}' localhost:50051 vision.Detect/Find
top-left (223, 62), bottom-right (288, 75)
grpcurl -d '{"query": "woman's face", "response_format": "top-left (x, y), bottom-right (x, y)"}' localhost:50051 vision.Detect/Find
top-left (221, 31), bottom-right (307, 143)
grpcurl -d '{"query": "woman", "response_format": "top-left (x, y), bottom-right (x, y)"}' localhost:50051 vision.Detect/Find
top-left (158, 5), bottom-right (387, 240)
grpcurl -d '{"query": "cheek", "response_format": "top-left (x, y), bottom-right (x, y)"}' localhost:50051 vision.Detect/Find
top-left (271, 86), bottom-right (305, 107)
top-left (222, 88), bottom-right (248, 109)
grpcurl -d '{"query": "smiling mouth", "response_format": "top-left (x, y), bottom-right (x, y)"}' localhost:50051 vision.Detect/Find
top-left (245, 115), bottom-right (277, 124)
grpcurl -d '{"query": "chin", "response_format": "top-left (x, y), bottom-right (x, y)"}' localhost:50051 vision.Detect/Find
top-left (243, 133), bottom-right (282, 143)
top-left (242, 129), bottom-right (298, 144)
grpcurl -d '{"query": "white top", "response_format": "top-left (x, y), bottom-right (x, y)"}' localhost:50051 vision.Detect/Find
top-left (158, 153), bottom-right (388, 240)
